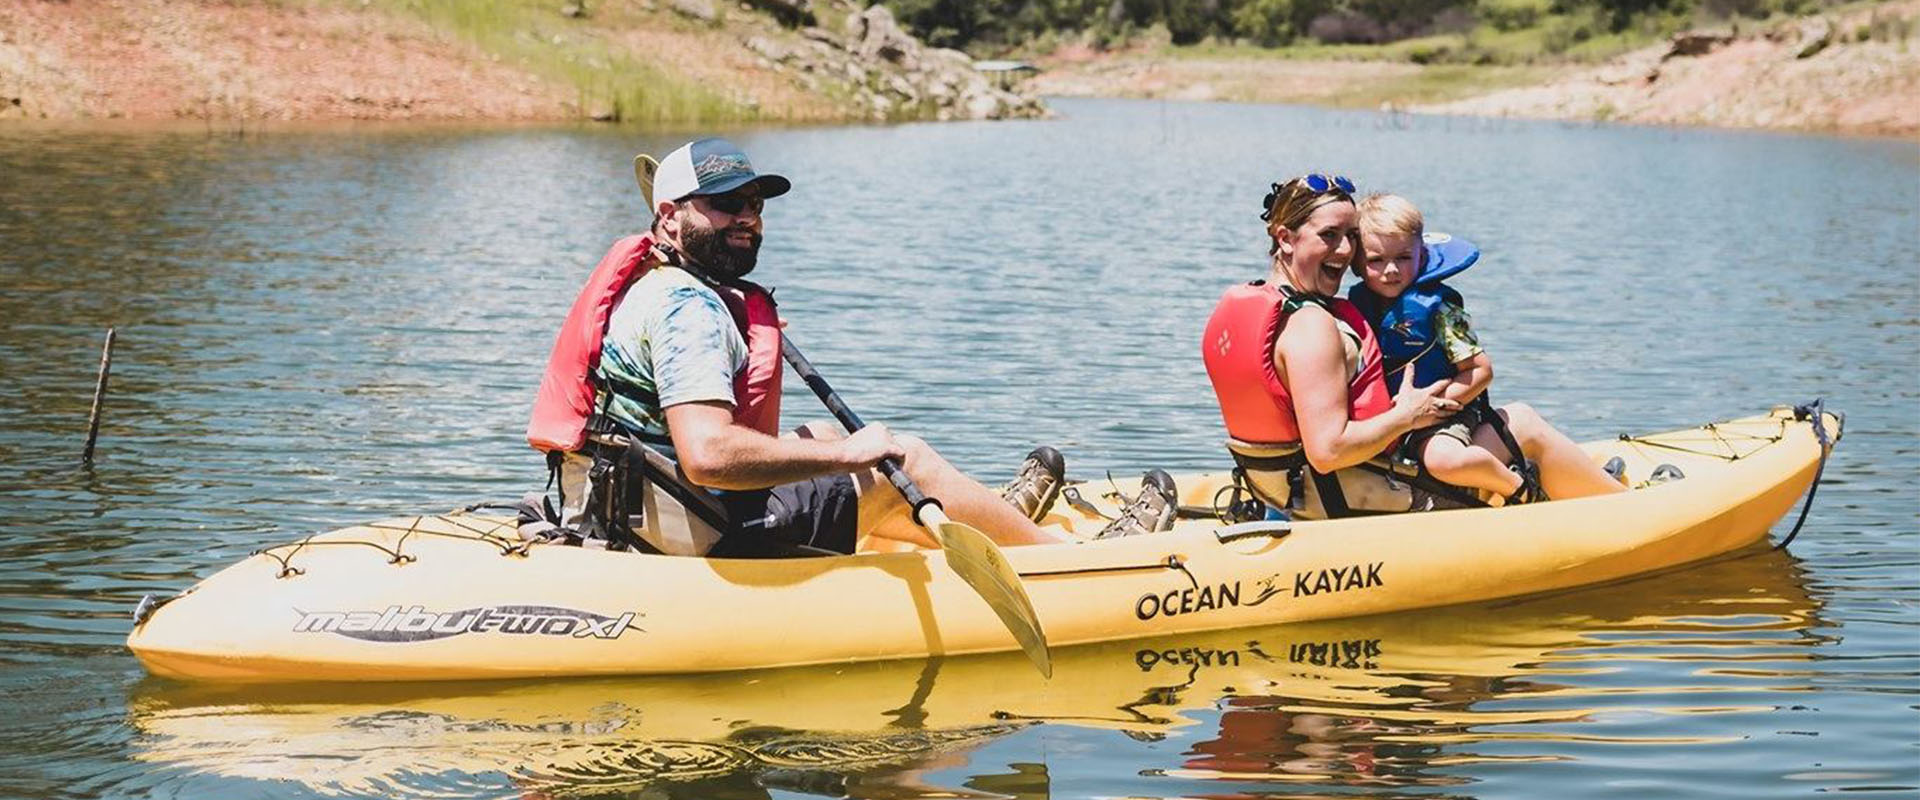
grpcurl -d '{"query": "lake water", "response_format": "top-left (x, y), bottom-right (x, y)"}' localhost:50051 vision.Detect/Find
top-left (1, 99), bottom-right (1915, 799)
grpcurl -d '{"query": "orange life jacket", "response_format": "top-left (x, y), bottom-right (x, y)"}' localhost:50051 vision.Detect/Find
top-left (1201, 281), bottom-right (1390, 445)
top-left (528, 234), bottom-right (783, 452)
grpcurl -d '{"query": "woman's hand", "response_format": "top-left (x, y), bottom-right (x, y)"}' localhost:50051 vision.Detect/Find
top-left (1392, 369), bottom-right (1457, 430)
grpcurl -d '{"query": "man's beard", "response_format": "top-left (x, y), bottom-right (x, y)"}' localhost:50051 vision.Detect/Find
top-left (678, 224), bottom-right (761, 282)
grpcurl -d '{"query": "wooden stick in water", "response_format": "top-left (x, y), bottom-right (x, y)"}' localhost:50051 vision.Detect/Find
top-left (82, 327), bottom-right (116, 464)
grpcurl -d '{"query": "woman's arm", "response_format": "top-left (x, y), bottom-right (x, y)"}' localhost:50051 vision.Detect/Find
top-left (1278, 308), bottom-right (1450, 473)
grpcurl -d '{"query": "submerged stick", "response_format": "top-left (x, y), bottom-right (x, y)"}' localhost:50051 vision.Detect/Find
top-left (82, 327), bottom-right (116, 464)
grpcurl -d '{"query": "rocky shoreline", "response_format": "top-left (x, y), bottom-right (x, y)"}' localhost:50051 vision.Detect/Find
top-left (1030, 2), bottom-right (1919, 138)
top-left (740, 1), bottom-right (1045, 121)
top-left (1419, 2), bottom-right (1920, 136)
top-left (0, 0), bottom-right (1043, 124)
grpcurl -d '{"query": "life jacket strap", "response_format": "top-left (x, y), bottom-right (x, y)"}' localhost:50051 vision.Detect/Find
top-left (1279, 285), bottom-right (1333, 315)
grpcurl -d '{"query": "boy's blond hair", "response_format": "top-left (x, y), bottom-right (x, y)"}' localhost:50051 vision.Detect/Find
top-left (1357, 193), bottom-right (1424, 239)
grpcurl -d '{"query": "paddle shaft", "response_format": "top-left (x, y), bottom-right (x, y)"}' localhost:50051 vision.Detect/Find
top-left (778, 338), bottom-right (937, 522)
top-left (776, 334), bottom-right (1054, 678)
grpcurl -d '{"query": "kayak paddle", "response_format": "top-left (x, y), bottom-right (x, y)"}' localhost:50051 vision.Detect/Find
top-left (780, 337), bottom-right (1052, 678)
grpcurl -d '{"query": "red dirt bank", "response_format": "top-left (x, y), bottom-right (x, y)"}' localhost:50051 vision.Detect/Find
top-left (2, 1), bottom-right (572, 121)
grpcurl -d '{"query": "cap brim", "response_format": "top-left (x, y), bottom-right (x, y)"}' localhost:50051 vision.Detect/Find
top-left (688, 172), bottom-right (791, 200)
top-left (635, 153), bottom-right (661, 208)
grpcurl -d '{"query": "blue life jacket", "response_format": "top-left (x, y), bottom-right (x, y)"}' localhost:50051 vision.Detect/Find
top-left (1348, 233), bottom-right (1480, 395)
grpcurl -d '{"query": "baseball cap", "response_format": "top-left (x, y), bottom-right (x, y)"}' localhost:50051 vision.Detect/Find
top-left (635, 137), bottom-right (791, 212)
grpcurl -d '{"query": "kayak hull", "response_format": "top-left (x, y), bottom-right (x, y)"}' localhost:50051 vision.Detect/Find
top-left (129, 406), bottom-right (1839, 682)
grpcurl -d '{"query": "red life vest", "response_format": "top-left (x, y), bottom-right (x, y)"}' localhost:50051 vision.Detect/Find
top-left (527, 234), bottom-right (783, 452)
top-left (1201, 281), bottom-right (1390, 445)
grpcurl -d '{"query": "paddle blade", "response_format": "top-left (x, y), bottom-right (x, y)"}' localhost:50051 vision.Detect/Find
top-left (933, 520), bottom-right (1052, 678)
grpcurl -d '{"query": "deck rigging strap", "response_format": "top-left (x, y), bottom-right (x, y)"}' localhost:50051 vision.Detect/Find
top-left (254, 512), bottom-right (527, 578)
top-left (1612, 401), bottom-right (1832, 549)
top-left (1773, 399), bottom-right (1834, 551)
top-left (1616, 417), bottom-right (1792, 461)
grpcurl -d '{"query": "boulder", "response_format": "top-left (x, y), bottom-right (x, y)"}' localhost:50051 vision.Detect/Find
top-left (800, 26), bottom-right (842, 48)
top-left (1666, 31), bottom-right (1732, 59)
top-left (745, 36), bottom-right (789, 62)
top-left (855, 5), bottom-right (920, 70)
top-left (672, 0), bottom-right (716, 23)
top-left (1794, 18), bottom-right (1833, 59)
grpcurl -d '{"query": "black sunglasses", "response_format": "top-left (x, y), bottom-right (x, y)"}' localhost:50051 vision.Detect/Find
top-left (699, 191), bottom-right (764, 216)
top-left (1260, 173), bottom-right (1357, 221)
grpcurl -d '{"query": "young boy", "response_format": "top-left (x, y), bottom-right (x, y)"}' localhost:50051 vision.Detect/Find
top-left (1349, 193), bottom-right (1531, 503)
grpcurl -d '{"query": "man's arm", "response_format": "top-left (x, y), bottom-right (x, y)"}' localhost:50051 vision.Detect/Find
top-left (666, 402), bottom-right (903, 490)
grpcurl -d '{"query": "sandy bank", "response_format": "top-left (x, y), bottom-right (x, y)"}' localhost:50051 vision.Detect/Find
top-left (1419, 2), bottom-right (1920, 137)
top-left (1027, 3), bottom-right (1918, 137)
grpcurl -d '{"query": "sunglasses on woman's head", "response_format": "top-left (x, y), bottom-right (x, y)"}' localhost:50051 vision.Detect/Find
top-left (1260, 173), bottom-right (1357, 221)
top-left (1300, 173), bottom-right (1355, 194)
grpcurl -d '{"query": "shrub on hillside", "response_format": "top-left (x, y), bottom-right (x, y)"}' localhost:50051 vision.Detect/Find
top-left (1478, 0), bottom-right (1551, 30)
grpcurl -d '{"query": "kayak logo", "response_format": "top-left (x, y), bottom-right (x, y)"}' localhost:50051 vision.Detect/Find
top-left (1294, 562), bottom-right (1384, 597)
top-left (1227, 561), bottom-right (1389, 609)
top-left (1132, 562), bottom-right (1385, 621)
top-left (1135, 582), bottom-right (1243, 621)
top-left (292, 604), bottom-right (641, 643)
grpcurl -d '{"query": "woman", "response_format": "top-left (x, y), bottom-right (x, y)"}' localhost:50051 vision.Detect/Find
top-left (1201, 174), bottom-right (1624, 517)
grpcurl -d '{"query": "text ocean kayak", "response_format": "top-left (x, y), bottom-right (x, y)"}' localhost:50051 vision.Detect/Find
top-left (128, 405), bottom-right (1839, 683)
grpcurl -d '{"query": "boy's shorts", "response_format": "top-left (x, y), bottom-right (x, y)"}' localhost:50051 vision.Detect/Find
top-left (1395, 402), bottom-right (1492, 465)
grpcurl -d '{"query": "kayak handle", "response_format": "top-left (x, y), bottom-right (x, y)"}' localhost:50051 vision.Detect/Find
top-left (1213, 520), bottom-right (1294, 543)
top-left (1774, 398), bottom-right (1837, 551)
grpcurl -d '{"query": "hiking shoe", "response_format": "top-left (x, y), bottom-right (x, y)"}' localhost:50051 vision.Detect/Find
top-left (1503, 460), bottom-right (1547, 506)
top-left (1094, 469), bottom-right (1178, 539)
top-left (1648, 463), bottom-right (1686, 485)
top-left (1602, 456), bottom-right (1629, 486)
top-left (1000, 446), bottom-right (1066, 523)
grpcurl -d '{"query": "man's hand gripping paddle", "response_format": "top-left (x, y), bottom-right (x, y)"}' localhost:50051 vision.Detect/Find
top-left (780, 337), bottom-right (1052, 678)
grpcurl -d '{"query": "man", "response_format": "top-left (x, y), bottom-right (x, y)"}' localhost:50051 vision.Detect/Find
top-left (527, 138), bottom-right (1174, 556)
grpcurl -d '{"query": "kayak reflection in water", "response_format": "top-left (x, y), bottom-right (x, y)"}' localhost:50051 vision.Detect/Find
top-left (525, 137), bottom-right (1080, 556)
top-left (1200, 174), bottom-right (1629, 520)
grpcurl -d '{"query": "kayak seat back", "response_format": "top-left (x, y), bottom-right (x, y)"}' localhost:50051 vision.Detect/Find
top-left (1226, 438), bottom-right (1458, 520)
top-left (553, 435), bottom-right (733, 556)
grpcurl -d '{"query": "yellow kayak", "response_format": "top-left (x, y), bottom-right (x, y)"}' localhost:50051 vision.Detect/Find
top-left (127, 405), bottom-right (1839, 682)
top-left (127, 547), bottom-right (1819, 794)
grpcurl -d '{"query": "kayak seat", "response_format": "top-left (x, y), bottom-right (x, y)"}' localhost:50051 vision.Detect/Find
top-left (1226, 438), bottom-right (1483, 520)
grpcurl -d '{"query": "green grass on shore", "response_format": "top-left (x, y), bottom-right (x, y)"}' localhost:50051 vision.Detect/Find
top-left (1158, 12), bottom-right (1685, 67)
top-left (1332, 63), bottom-right (1562, 107)
top-left (334, 0), bottom-right (765, 123)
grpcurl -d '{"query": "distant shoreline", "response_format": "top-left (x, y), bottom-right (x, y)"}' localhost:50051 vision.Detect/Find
top-left (4, 1), bottom-right (1911, 137)
top-left (1027, 2), bottom-right (1919, 138)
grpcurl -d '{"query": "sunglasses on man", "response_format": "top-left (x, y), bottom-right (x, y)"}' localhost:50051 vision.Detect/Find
top-left (697, 191), bottom-right (764, 216)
